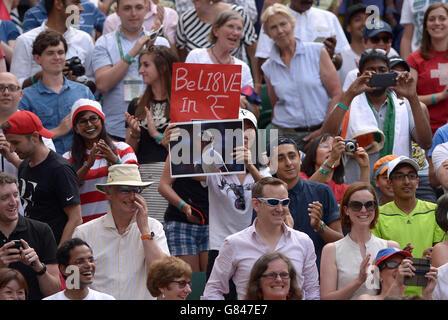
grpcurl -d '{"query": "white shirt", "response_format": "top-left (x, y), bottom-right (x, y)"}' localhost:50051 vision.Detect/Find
top-left (72, 211), bottom-right (170, 300)
top-left (434, 262), bottom-right (448, 300)
top-left (255, 6), bottom-right (350, 59)
top-left (43, 288), bottom-right (116, 300)
top-left (185, 48), bottom-right (254, 88)
top-left (205, 167), bottom-right (271, 251)
top-left (10, 21), bottom-right (95, 86)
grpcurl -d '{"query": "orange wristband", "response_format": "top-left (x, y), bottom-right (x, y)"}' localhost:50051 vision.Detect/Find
top-left (141, 232), bottom-right (154, 240)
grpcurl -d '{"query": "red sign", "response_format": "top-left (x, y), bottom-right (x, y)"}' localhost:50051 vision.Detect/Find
top-left (171, 63), bottom-right (242, 122)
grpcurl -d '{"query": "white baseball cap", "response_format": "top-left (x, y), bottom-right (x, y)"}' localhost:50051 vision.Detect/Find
top-left (239, 108), bottom-right (257, 128)
top-left (387, 156), bottom-right (419, 179)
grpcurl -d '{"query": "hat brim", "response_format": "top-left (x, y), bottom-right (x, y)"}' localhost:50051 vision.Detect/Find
top-left (388, 159), bottom-right (420, 179)
top-left (96, 181), bottom-right (154, 193)
top-left (375, 250), bottom-right (412, 266)
top-left (38, 128), bottom-right (55, 139)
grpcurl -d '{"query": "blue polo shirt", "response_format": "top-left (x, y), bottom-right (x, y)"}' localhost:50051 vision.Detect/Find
top-left (19, 77), bottom-right (95, 154)
top-left (22, 0), bottom-right (105, 36)
top-left (0, 20), bottom-right (19, 43)
top-left (287, 178), bottom-right (341, 270)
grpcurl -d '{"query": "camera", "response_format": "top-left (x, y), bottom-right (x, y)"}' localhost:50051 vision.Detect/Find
top-left (65, 56), bottom-right (85, 77)
top-left (342, 139), bottom-right (357, 152)
top-left (147, 25), bottom-right (163, 42)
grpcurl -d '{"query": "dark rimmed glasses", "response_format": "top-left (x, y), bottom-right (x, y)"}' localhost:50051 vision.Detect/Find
top-left (77, 115), bottom-right (100, 126)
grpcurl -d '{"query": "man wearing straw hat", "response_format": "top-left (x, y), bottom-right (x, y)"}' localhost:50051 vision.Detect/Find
top-left (73, 163), bottom-right (169, 300)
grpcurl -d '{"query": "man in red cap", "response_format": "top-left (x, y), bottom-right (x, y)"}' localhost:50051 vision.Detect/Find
top-left (2, 110), bottom-right (82, 247)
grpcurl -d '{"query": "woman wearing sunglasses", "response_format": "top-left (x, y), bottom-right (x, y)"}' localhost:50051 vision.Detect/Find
top-left (358, 247), bottom-right (438, 300)
top-left (146, 256), bottom-right (193, 300)
top-left (320, 182), bottom-right (400, 300)
top-left (63, 99), bottom-right (138, 223)
top-left (245, 252), bottom-right (302, 300)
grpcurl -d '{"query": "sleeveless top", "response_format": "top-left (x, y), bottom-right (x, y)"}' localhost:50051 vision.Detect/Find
top-left (335, 233), bottom-right (388, 300)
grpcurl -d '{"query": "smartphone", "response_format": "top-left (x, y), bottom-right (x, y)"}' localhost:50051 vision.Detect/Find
top-left (369, 73), bottom-right (397, 88)
top-left (404, 257), bottom-right (430, 287)
top-left (7, 240), bottom-right (23, 256)
top-left (314, 37), bottom-right (326, 43)
top-left (148, 25), bottom-right (163, 42)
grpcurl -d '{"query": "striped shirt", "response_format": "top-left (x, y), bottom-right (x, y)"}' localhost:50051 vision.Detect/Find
top-left (63, 141), bottom-right (138, 223)
top-left (73, 212), bottom-right (170, 300)
top-left (175, 4), bottom-right (257, 61)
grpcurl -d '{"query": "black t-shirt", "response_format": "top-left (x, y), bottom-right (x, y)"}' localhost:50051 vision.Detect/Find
top-left (18, 150), bottom-right (80, 244)
top-left (164, 178), bottom-right (209, 225)
top-left (126, 98), bottom-right (168, 163)
top-left (0, 216), bottom-right (58, 300)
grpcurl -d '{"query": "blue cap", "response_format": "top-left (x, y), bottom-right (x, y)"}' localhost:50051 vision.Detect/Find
top-left (374, 247), bottom-right (412, 266)
top-left (362, 21), bottom-right (393, 39)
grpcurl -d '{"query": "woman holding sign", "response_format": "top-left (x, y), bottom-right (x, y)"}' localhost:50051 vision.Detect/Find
top-left (185, 10), bottom-right (260, 118)
top-left (125, 45), bottom-right (179, 164)
top-left (260, 3), bottom-right (342, 152)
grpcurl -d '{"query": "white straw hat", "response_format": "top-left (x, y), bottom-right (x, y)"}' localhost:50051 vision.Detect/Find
top-left (95, 164), bottom-right (154, 193)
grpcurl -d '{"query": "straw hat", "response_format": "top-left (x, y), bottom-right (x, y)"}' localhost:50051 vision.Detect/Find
top-left (95, 164), bottom-right (154, 193)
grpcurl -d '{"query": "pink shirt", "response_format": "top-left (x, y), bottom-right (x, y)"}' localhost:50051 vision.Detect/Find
top-left (202, 220), bottom-right (320, 300)
top-left (102, 1), bottom-right (178, 45)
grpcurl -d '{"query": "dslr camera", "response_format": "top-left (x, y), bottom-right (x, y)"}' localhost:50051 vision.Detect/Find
top-left (342, 139), bottom-right (357, 152)
top-left (65, 56), bottom-right (85, 77)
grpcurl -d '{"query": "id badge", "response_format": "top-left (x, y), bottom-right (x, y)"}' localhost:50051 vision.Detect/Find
top-left (123, 78), bottom-right (144, 102)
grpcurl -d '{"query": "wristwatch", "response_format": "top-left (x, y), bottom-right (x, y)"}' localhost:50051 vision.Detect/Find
top-left (314, 221), bottom-right (327, 233)
top-left (35, 263), bottom-right (47, 276)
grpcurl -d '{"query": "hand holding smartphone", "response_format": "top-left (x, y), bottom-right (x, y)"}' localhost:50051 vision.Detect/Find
top-left (404, 257), bottom-right (430, 287)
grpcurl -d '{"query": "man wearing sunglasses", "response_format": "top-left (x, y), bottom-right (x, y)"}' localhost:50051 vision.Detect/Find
top-left (73, 164), bottom-right (170, 300)
top-left (372, 156), bottom-right (446, 296)
top-left (203, 177), bottom-right (320, 300)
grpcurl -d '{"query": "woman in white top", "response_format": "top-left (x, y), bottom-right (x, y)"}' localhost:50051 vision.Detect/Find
top-left (260, 3), bottom-right (342, 151)
top-left (320, 182), bottom-right (400, 300)
top-left (185, 10), bottom-right (259, 118)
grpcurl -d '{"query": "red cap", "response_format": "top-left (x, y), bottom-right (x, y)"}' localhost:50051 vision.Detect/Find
top-left (4, 111), bottom-right (55, 138)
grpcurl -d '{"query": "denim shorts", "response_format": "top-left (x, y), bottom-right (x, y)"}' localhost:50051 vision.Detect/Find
top-left (163, 220), bottom-right (209, 256)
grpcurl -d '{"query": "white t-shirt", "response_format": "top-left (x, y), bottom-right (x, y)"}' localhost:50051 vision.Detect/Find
top-left (256, 6), bottom-right (349, 59)
top-left (205, 167), bottom-right (271, 250)
top-left (43, 288), bottom-right (116, 300)
top-left (342, 47), bottom-right (399, 91)
top-left (434, 263), bottom-right (448, 300)
top-left (185, 48), bottom-right (254, 89)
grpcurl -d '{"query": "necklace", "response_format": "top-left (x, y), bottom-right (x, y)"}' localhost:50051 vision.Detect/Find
top-left (211, 46), bottom-right (231, 64)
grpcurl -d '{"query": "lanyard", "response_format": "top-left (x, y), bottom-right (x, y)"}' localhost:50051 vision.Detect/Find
top-left (115, 31), bottom-right (125, 60)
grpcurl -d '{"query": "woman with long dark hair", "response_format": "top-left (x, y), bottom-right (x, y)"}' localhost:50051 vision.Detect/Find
top-left (64, 99), bottom-right (138, 223)
top-left (125, 45), bottom-right (179, 164)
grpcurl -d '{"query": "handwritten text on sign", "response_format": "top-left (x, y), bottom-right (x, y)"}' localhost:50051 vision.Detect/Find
top-left (171, 63), bottom-right (242, 122)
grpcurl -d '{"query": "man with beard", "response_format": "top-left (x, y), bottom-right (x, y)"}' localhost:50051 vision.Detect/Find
top-left (322, 49), bottom-right (432, 184)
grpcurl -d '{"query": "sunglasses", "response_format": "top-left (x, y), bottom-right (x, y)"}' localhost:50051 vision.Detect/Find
top-left (378, 260), bottom-right (401, 272)
top-left (233, 185), bottom-right (246, 210)
top-left (77, 115), bottom-right (100, 126)
top-left (261, 272), bottom-right (290, 280)
top-left (116, 186), bottom-right (144, 194)
top-left (257, 198), bottom-right (290, 207)
top-left (347, 200), bottom-right (376, 212)
top-left (361, 48), bottom-right (387, 58)
top-left (171, 280), bottom-right (192, 289)
top-left (370, 35), bottom-right (392, 44)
